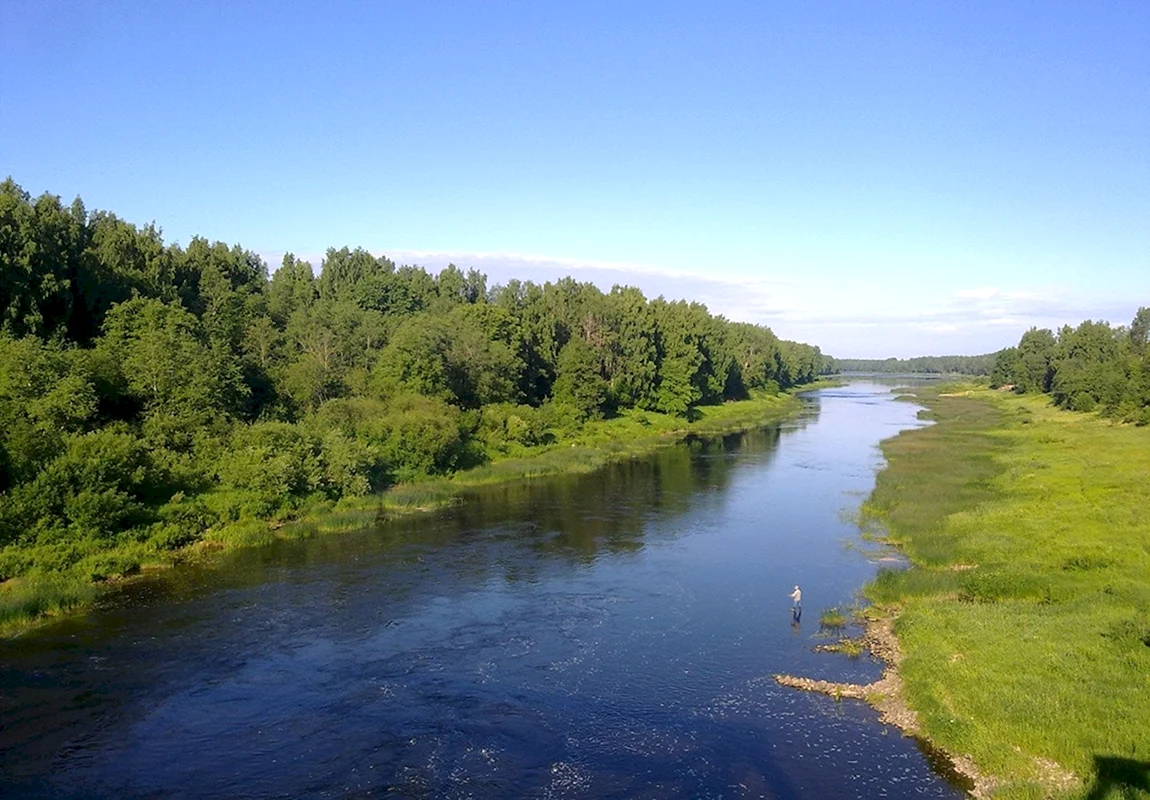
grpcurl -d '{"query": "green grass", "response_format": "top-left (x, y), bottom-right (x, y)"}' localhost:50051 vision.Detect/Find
top-left (833, 637), bottom-right (866, 658)
top-left (0, 572), bottom-right (101, 637)
top-left (0, 389), bottom-right (808, 636)
top-left (819, 606), bottom-right (850, 629)
top-left (863, 386), bottom-right (1150, 799)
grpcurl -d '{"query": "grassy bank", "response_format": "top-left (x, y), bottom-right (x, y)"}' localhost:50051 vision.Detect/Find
top-left (232, 387), bottom-right (820, 541)
top-left (862, 386), bottom-right (1150, 799)
top-left (1, 387), bottom-right (816, 637)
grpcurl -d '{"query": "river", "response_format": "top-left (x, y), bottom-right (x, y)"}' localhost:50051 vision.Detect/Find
top-left (0, 381), bottom-right (964, 799)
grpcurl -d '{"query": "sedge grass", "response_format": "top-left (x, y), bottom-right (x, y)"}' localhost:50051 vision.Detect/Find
top-left (864, 386), bottom-right (1150, 798)
top-left (819, 606), bottom-right (850, 629)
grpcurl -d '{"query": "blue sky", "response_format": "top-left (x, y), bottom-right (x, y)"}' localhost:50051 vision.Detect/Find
top-left (2, 1), bottom-right (1147, 358)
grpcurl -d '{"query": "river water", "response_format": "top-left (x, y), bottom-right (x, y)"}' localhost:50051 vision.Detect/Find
top-left (0, 382), bottom-right (964, 799)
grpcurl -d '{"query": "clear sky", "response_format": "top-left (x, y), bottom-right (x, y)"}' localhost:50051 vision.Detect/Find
top-left (2, 1), bottom-right (1147, 358)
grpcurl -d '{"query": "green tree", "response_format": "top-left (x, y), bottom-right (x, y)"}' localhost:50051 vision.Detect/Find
top-left (1014, 328), bottom-right (1056, 393)
top-left (317, 247), bottom-right (393, 302)
top-left (97, 298), bottom-right (247, 446)
top-left (267, 253), bottom-right (317, 325)
top-left (650, 299), bottom-right (704, 416)
top-left (1050, 321), bottom-right (1126, 412)
top-left (552, 336), bottom-right (608, 420)
top-left (989, 347), bottom-right (1020, 388)
top-left (1129, 307), bottom-right (1150, 356)
top-left (0, 180), bottom-right (86, 340)
top-left (602, 286), bottom-right (659, 410)
top-left (70, 211), bottom-right (175, 341)
top-left (492, 279), bottom-right (560, 405)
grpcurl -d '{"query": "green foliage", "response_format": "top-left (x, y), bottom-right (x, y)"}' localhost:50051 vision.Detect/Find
top-left (214, 421), bottom-right (325, 516)
top-left (833, 352), bottom-right (1000, 376)
top-left (364, 394), bottom-right (470, 483)
top-left (0, 177), bottom-right (825, 631)
top-left (0, 426), bottom-right (165, 554)
top-left (476, 402), bottom-right (550, 457)
top-left (552, 336), bottom-right (608, 420)
top-left (990, 308), bottom-right (1150, 424)
top-left (98, 297), bottom-right (247, 432)
top-left (818, 606), bottom-right (849, 628)
top-left (0, 180), bottom-right (86, 341)
top-left (317, 247), bottom-right (391, 302)
top-left (371, 308), bottom-right (523, 408)
top-left (267, 253), bottom-right (317, 324)
top-left (1015, 327), bottom-right (1056, 393)
top-left (989, 346), bottom-right (1018, 388)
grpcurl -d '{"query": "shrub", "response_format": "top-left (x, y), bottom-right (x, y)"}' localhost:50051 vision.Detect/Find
top-left (1071, 392), bottom-right (1096, 412)
top-left (476, 402), bottom-right (548, 457)
top-left (215, 421), bottom-right (324, 512)
top-left (0, 547), bottom-right (32, 582)
top-left (318, 430), bottom-right (374, 497)
top-left (79, 550), bottom-right (142, 582)
top-left (358, 394), bottom-right (468, 484)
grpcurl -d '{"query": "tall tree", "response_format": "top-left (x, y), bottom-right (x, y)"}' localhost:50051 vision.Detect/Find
top-left (268, 253), bottom-right (317, 325)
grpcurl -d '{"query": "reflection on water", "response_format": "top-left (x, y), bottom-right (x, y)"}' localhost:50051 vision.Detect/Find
top-left (0, 383), bottom-right (959, 799)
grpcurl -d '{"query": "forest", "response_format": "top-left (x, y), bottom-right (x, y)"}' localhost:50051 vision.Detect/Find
top-left (989, 311), bottom-right (1150, 423)
top-left (830, 353), bottom-right (998, 375)
top-left (0, 178), bottom-right (827, 589)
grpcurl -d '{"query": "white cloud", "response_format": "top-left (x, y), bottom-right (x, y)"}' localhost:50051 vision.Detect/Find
top-left (954, 287), bottom-right (1000, 300)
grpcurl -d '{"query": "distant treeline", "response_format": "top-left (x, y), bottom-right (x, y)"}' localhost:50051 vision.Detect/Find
top-left (990, 310), bottom-right (1150, 424)
top-left (828, 353), bottom-right (998, 376)
top-left (0, 178), bottom-right (825, 583)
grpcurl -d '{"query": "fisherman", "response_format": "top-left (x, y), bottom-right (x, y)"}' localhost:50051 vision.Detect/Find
top-left (789, 585), bottom-right (802, 620)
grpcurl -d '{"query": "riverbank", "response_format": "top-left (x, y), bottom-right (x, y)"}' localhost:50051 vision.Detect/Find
top-left (818, 386), bottom-right (1148, 799)
top-left (0, 385), bottom-right (825, 637)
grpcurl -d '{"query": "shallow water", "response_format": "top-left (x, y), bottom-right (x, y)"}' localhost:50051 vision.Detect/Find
top-left (0, 382), bottom-right (964, 798)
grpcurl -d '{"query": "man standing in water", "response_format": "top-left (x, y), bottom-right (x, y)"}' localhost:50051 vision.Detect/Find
top-left (789, 585), bottom-right (802, 620)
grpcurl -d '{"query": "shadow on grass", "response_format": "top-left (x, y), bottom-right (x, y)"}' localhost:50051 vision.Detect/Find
top-left (1084, 756), bottom-right (1150, 800)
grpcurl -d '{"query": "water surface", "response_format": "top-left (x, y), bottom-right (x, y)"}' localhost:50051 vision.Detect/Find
top-left (0, 382), bottom-right (962, 798)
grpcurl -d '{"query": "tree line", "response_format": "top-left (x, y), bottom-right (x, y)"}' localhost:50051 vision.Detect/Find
top-left (829, 353), bottom-right (998, 376)
top-left (990, 309), bottom-right (1150, 423)
top-left (0, 178), bottom-right (825, 582)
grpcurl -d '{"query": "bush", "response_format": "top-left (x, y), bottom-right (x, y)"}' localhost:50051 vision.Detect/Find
top-left (358, 394), bottom-right (468, 484)
top-left (147, 522), bottom-right (203, 551)
top-left (63, 487), bottom-right (146, 541)
top-left (215, 421), bottom-right (324, 512)
top-left (476, 402), bottom-right (548, 457)
top-left (79, 549), bottom-right (143, 582)
top-left (0, 547), bottom-right (32, 582)
top-left (1071, 392), bottom-right (1096, 412)
top-left (146, 493), bottom-right (218, 550)
top-left (22, 541), bottom-right (92, 573)
top-left (317, 430), bottom-right (374, 497)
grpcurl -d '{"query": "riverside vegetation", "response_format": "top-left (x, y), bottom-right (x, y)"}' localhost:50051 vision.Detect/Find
top-left (0, 179), bottom-right (828, 633)
top-left (861, 385), bottom-right (1150, 799)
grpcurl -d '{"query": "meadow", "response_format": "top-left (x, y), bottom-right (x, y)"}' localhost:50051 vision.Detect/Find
top-left (863, 387), bottom-right (1150, 799)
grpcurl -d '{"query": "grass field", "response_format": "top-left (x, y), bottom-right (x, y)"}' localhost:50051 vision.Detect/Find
top-left (863, 386), bottom-right (1150, 799)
